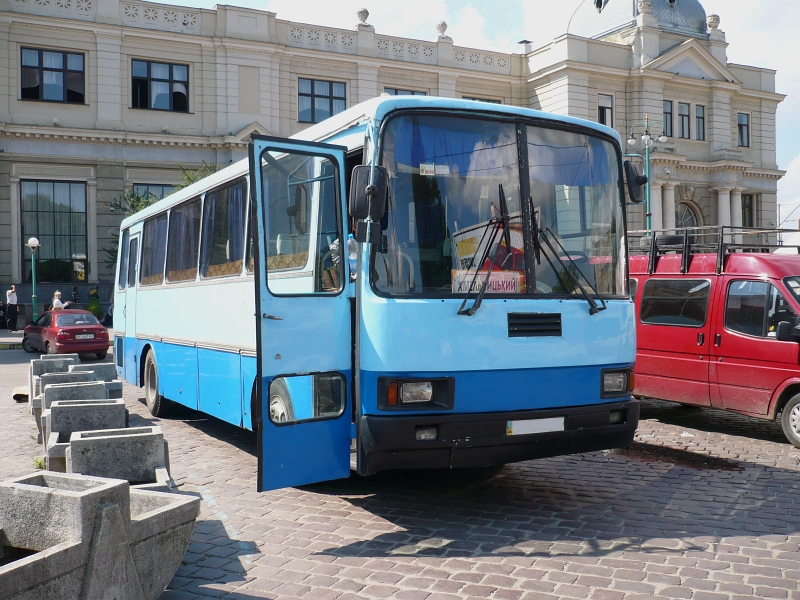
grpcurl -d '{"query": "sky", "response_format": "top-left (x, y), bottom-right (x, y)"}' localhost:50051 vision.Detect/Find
top-left (163, 0), bottom-right (799, 219)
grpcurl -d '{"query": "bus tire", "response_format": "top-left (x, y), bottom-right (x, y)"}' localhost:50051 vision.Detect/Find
top-left (780, 393), bottom-right (800, 449)
top-left (268, 378), bottom-right (295, 423)
top-left (144, 349), bottom-right (169, 418)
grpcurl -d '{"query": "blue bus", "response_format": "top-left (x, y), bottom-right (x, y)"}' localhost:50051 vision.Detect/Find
top-left (115, 96), bottom-right (645, 492)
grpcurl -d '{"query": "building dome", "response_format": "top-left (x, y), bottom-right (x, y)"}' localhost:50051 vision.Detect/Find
top-left (568, 0), bottom-right (708, 40)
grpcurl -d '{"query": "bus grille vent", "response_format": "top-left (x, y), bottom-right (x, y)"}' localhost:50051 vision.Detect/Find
top-left (507, 313), bottom-right (562, 337)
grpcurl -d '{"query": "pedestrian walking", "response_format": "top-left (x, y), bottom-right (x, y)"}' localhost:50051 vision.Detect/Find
top-left (51, 290), bottom-right (71, 311)
top-left (5, 285), bottom-right (17, 332)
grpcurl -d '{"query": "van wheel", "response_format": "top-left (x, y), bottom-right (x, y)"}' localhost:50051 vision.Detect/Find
top-left (268, 378), bottom-right (295, 423)
top-left (780, 394), bottom-right (800, 449)
top-left (144, 350), bottom-right (169, 418)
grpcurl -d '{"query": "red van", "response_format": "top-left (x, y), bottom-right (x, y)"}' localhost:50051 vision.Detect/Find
top-left (630, 232), bottom-right (800, 447)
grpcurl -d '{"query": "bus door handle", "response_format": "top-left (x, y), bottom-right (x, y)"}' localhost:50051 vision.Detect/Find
top-left (697, 333), bottom-right (704, 346)
top-left (715, 333), bottom-right (721, 347)
top-left (262, 314), bottom-right (283, 321)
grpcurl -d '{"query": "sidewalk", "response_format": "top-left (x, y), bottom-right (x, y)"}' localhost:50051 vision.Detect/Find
top-left (0, 328), bottom-right (114, 350)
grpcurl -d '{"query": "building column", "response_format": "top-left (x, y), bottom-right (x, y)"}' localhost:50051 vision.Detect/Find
top-left (715, 187), bottom-right (731, 242)
top-left (649, 182), bottom-right (663, 232)
top-left (437, 74), bottom-right (457, 98)
top-left (357, 63), bottom-right (379, 103)
top-left (730, 188), bottom-right (743, 244)
top-left (9, 177), bottom-right (20, 284)
top-left (87, 181), bottom-right (98, 284)
top-left (662, 183), bottom-right (676, 231)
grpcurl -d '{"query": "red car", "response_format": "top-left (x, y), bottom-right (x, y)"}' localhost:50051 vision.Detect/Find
top-left (630, 247), bottom-right (800, 448)
top-left (23, 309), bottom-right (109, 359)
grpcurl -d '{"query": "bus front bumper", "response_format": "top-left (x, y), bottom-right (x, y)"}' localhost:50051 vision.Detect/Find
top-left (357, 399), bottom-right (639, 476)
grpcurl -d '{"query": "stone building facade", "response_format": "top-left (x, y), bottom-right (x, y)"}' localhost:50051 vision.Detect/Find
top-left (0, 0), bottom-right (785, 305)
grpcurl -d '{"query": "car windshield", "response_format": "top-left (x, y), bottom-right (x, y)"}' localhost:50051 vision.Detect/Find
top-left (57, 313), bottom-right (99, 326)
top-left (372, 113), bottom-right (625, 298)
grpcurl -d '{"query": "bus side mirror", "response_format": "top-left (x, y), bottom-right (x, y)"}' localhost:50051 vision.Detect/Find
top-left (624, 161), bottom-right (647, 204)
top-left (349, 165), bottom-right (388, 221)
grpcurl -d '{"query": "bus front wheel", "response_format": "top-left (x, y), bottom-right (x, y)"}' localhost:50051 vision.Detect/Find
top-left (144, 350), bottom-right (169, 418)
top-left (268, 378), bottom-right (295, 423)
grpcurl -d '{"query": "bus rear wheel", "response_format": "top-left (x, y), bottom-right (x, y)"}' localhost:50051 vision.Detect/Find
top-left (268, 378), bottom-right (295, 423)
top-left (144, 350), bottom-right (169, 418)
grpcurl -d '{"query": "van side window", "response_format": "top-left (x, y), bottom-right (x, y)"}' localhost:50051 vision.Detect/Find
top-left (140, 214), bottom-right (168, 285)
top-left (726, 280), bottom-right (798, 338)
top-left (201, 179), bottom-right (247, 278)
top-left (640, 279), bottom-right (710, 327)
top-left (167, 197), bottom-right (202, 282)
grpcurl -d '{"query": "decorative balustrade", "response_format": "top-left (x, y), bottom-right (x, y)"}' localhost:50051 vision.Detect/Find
top-left (121, 1), bottom-right (200, 33)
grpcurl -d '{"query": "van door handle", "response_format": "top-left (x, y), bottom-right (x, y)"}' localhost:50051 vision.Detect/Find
top-left (697, 333), bottom-right (704, 346)
top-left (715, 333), bottom-right (721, 346)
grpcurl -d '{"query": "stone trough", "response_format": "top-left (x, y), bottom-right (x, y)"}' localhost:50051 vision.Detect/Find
top-left (67, 426), bottom-right (170, 485)
top-left (0, 471), bottom-right (199, 600)
top-left (27, 355), bottom-right (80, 415)
top-left (43, 399), bottom-right (128, 472)
top-left (69, 363), bottom-right (123, 399)
top-left (33, 381), bottom-right (108, 444)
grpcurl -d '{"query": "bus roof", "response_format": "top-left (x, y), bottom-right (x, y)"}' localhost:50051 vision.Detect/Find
top-left (121, 96), bottom-right (621, 229)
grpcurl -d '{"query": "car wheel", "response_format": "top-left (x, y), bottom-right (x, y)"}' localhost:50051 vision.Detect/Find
top-left (22, 337), bottom-right (36, 353)
top-left (780, 393), bottom-right (800, 449)
top-left (95, 351), bottom-right (107, 360)
top-left (46, 342), bottom-right (56, 355)
top-left (144, 349), bottom-right (169, 418)
top-left (268, 378), bottom-right (295, 423)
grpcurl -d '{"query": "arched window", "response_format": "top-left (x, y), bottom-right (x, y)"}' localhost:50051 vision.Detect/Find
top-left (676, 202), bottom-right (699, 229)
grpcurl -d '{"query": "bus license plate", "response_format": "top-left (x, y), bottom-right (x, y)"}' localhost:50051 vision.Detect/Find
top-left (506, 417), bottom-right (564, 436)
top-left (75, 334), bottom-right (94, 339)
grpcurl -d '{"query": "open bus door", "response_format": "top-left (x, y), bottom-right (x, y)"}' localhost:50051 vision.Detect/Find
top-left (249, 136), bottom-right (353, 492)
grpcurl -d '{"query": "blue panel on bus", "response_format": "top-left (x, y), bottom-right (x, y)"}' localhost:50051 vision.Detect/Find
top-left (259, 369), bottom-right (352, 487)
top-left (123, 335), bottom-right (138, 385)
top-left (240, 355), bottom-right (257, 431)
top-left (359, 363), bottom-right (631, 416)
top-left (159, 342), bottom-right (199, 410)
top-left (198, 348), bottom-right (244, 427)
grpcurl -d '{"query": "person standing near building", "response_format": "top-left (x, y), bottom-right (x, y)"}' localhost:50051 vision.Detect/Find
top-left (71, 286), bottom-right (81, 305)
top-left (6, 285), bottom-right (18, 332)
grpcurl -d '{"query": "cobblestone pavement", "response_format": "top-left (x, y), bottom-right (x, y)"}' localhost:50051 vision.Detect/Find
top-left (2, 349), bottom-right (800, 599)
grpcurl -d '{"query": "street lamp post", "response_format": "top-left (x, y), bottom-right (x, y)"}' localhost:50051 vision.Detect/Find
top-left (26, 237), bottom-right (40, 319)
top-left (628, 114), bottom-right (668, 232)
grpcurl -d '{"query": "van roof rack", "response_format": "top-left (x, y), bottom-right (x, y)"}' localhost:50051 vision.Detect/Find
top-left (628, 225), bottom-right (800, 276)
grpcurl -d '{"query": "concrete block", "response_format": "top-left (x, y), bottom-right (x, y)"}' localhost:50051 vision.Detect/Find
top-left (67, 427), bottom-right (169, 485)
top-left (69, 363), bottom-right (118, 383)
top-left (0, 471), bottom-right (200, 600)
top-left (43, 381), bottom-right (107, 409)
top-left (45, 431), bottom-right (69, 473)
top-left (43, 399), bottom-right (128, 451)
top-left (105, 380), bottom-right (124, 399)
top-left (28, 356), bottom-right (80, 414)
top-left (35, 370), bottom-right (95, 398)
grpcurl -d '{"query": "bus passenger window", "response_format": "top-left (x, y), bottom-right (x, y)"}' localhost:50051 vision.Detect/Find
top-left (259, 149), bottom-right (342, 295)
top-left (200, 179), bottom-right (247, 278)
top-left (166, 197), bottom-right (202, 282)
top-left (118, 228), bottom-right (130, 290)
top-left (140, 214), bottom-right (167, 286)
top-left (127, 237), bottom-right (138, 288)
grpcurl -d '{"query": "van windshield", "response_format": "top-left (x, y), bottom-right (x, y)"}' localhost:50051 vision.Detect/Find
top-left (372, 113), bottom-right (625, 298)
top-left (783, 277), bottom-right (800, 306)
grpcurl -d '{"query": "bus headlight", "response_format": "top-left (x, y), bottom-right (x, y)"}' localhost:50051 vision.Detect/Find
top-left (603, 372), bottom-right (628, 394)
top-left (401, 381), bottom-right (433, 403)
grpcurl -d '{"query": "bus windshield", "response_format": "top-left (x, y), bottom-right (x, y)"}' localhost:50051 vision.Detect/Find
top-left (373, 114), bottom-right (625, 298)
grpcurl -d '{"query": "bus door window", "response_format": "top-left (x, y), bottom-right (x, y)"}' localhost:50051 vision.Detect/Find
top-left (268, 373), bottom-right (346, 424)
top-left (261, 151), bottom-right (342, 295)
top-left (126, 237), bottom-right (139, 288)
top-left (200, 179), bottom-right (247, 278)
top-left (118, 228), bottom-right (130, 290)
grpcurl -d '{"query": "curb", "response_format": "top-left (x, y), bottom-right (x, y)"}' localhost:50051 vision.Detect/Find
top-left (0, 343), bottom-right (23, 350)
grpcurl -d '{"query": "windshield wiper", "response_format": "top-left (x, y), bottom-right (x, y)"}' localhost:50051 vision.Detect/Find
top-left (537, 226), bottom-right (607, 316)
top-left (457, 184), bottom-right (511, 316)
